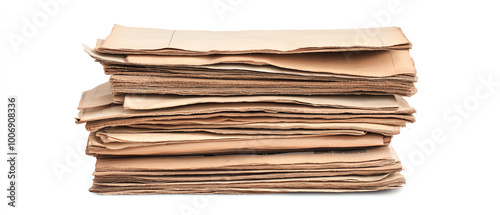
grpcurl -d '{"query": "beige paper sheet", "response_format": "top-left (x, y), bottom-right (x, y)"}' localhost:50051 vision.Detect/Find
top-left (91, 186), bottom-right (402, 194)
top-left (123, 94), bottom-right (399, 110)
top-left (101, 116), bottom-right (408, 127)
top-left (96, 174), bottom-right (391, 186)
top-left (87, 132), bottom-right (391, 156)
top-left (93, 162), bottom-right (402, 176)
top-left (84, 112), bottom-right (415, 132)
top-left (92, 130), bottom-right (383, 149)
top-left (93, 167), bottom-right (400, 182)
top-left (111, 85), bottom-right (416, 97)
top-left (90, 173), bottom-right (404, 191)
top-left (96, 130), bottom-right (373, 144)
top-left (112, 127), bottom-right (367, 136)
top-left (103, 66), bottom-right (417, 83)
top-left (95, 145), bottom-right (397, 171)
top-left (110, 75), bottom-right (412, 89)
top-left (86, 43), bottom-right (416, 81)
top-left (97, 25), bottom-right (411, 55)
top-left (78, 82), bottom-right (114, 109)
top-left (125, 50), bottom-right (415, 77)
top-left (97, 121), bottom-right (399, 139)
top-left (76, 96), bottom-right (414, 123)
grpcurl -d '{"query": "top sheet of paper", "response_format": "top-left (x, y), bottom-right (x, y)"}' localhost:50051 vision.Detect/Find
top-left (97, 25), bottom-right (411, 55)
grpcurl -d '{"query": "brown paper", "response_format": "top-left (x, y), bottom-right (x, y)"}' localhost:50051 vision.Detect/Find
top-left (92, 186), bottom-right (402, 194)
top-left (94, 167), bottom-right (400, 182)
top-left (89, 173), bottom-right (405, 194)
top-left (76, 96), bottom-right (414, 123)
top-left (97, 25), bottom-right (411, 55)
top-left (109, 127), bottom-right (367, 136)
top-left (109, 75), bottom-right (416, 96)
top-left (102, 66), bottom-right (417, 83)
top-left (103, 116), bottom-right (408, 127)
top-left (97, 121), bottom-right (399, 138)
top-left (95, 145), bottom-right (398, 171)
top-left (78, 82), bottom-right (114, 109)
top-left (85, 112), bottom-right (414, 132)
top-left (78, 25), bottom-right (414, 195)
top-left (96, 174), bottom-right (391, 186)
top-left (93, 162), bottom-right (402, 176)
top-left (86, 43), bottom-right (416, 82)
top-left (123, 94), bottom-right (399, 110)
top-left (125, 50), bottom-right (415, 77)
top-left (87, 132), bottom-right (391, 156)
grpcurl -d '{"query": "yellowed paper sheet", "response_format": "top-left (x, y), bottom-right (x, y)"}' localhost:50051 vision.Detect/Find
top-left (95, 145), bottom-right (398, 171)
top-left (97, 25), bottom-right (411, 55)
top-left (123, 94), bottom-right (399, 110)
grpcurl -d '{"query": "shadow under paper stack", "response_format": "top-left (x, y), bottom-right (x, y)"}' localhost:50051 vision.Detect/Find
top-left (76, 25), bottom-right (416, 194)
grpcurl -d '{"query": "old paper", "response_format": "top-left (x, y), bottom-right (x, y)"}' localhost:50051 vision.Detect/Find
top-left (123, 94), bottom-right (399, 110)
top-left (95, 145), bottom-right (398, 171)
top-left (76, 96), bottom-right (414, 123)
top-left (87, 132), bottom-right (391, 156)
top-left (97, 25), bottom-right (411, 55)
top-left (78, 25), bottom-right (416, 194)
top-left (78, 82), bottom-right (114, 109)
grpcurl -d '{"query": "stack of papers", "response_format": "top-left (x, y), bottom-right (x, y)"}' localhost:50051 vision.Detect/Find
top-left (91, 147), bottom-right (404, 194)
top-left (77, 25), bottom-right (416, 194)
top-left (85, 25), bottom-right (416, 96)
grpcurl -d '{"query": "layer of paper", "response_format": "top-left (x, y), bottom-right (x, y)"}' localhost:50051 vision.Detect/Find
top-left (101, 116), bottom-right (408, 127)
top-left (77, 97), bottom-right (414, 123)
top-left (84, 112), bottom-right (414, 132)
top-left (93, 168), bottom-right (400, 182)
top-left (93, 162), bottom-right (402, 176)
top-left (95, 145), bottom-right (397, 171)
top-left (90, 173), bottom-right (404, 193)
top-left (97, 121), bottom-right (399, 140)
top-left (97, 25), bottom-right (411, 54)
top-left (78, 82), bottom-right (114, 109)
top-left (123, 94), bottom-right (399, 110)
top-left (87, 132), bottom-right (391, 156)
top-left (91, 186), bottom-right (401, 194)
top-left (124, 50), bottom-right (415, 77)
top-left (85, 43), bottom-right (416, 81)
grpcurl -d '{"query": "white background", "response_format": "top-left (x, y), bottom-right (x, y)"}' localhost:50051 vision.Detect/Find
top-left (1, 0), bottom-right (499, 214)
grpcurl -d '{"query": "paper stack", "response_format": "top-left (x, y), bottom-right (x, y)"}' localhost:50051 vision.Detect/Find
top-left (77, 25), bottom-right (416, 194)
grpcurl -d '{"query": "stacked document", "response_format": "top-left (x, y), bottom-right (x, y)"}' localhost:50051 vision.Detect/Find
top-left (77, 25), bottom-right (416, 194)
